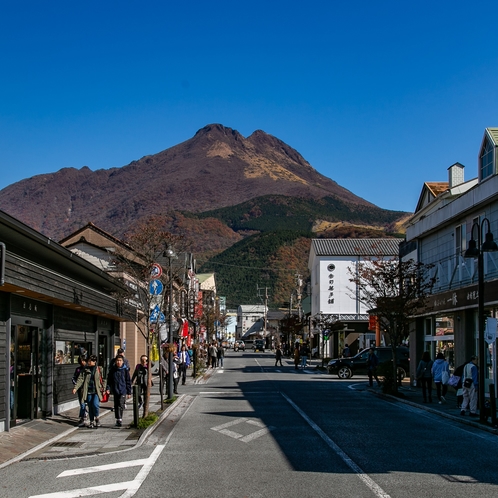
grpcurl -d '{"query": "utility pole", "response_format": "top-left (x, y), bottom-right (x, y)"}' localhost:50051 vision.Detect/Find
top-left (257, 285), bottom-right (270, 344)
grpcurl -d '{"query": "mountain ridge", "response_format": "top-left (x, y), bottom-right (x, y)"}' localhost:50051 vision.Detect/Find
top-left (0, 124), bottom-right (380, 240)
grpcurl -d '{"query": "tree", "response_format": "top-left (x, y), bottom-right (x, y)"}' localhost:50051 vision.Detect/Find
top-left (348, 257), bottom-right (435, 394)
top-left (111, 215), bottom-right (188, 417)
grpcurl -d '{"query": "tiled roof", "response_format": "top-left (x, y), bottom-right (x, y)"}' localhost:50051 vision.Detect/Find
top-left (311, 238), bottom-right (400, 256)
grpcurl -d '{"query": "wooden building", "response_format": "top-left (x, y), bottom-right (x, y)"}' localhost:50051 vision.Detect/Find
top-left (0, 210), bottom-right (129, 432)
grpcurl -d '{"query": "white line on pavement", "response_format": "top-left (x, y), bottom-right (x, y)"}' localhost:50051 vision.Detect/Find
top-left (281, 392), bottom-right (392, 498)
top-left (58, 459), bottom-right (149, 477)
top-left (211, 418), bottom-right (248, 431)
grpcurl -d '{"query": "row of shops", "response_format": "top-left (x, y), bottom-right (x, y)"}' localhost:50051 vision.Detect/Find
top-left (0, 211), bottom-right (126, 432)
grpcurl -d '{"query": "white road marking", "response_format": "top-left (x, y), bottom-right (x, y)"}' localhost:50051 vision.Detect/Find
top-left (58, 459), bottom-right (148, 477)
top-left (281, 392), bottom-right (391, 498)
top-left (29, 445), bottom-right (165, 498)
top-left (211, 417), bottom-right (275, 443)
top-left (240, 427), bottom-right (273, 443)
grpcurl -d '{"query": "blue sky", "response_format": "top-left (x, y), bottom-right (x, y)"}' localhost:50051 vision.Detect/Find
top-left (1, 1), bottom-right (498, 212)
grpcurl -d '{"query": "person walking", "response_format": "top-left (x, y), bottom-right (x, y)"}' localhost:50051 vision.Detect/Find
top-left (342, 344), bottom-right (351, 358)
top-left (107, 354), bottom-right (132, 427)
top-left (461, 355), bottom-right (479, 417)
top-left (72, 355), bottom-right (88, 427)
top-left (275, 345), bottom-right (283, 367)
top-left (178, 345), bottom-right (191, 385)
top-left (217, 343), bottom-right (225, 368)
top-left (293, 344), bottom-right (300, 370)
top-left (131, 355), bottom-right (149, 410)
top-left (72, 354), bottom-right (105, 429)
top-left (110, 348), bottom-right (130, 371)
top-left (416, 351), bottom-right (434, 403)
top-left (209, 342), bottom-right (218, 369)
top-left (367, 347), bottom-right (380, 387)
top-left (300, 343), bottom-right (308, 369)
top-left (432, 352), bottom-right (450, 404)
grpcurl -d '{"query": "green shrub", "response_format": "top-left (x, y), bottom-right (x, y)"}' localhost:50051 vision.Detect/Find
top-left (137, 412), bottom-right (158, 429)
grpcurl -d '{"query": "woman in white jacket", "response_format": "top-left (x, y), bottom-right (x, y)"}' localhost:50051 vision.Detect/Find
top-left (432, 352), bottom-right (450, 404)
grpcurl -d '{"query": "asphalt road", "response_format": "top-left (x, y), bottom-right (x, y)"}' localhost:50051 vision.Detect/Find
top-left (2, 351), bottom-right (498, 498)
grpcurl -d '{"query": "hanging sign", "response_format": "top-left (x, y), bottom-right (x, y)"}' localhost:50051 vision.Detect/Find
top-left (485, 318), bottom-right (497, 344)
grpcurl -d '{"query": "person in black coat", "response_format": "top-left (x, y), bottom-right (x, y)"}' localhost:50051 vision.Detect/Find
top-left (106, 355), bottom-right (131, 427)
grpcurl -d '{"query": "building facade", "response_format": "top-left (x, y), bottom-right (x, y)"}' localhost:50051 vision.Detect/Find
top-left (405, 128), bottom-right (498, 388)
top-left (0, 211), bottom-right (128, 432)
top-left (308, 238), bottom-right (401, 357)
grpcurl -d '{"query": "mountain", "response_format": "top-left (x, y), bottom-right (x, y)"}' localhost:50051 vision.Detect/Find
top-left (0, 124), bottom-right (377, 241)
top-left (0, 123), bottom-right (409, 307)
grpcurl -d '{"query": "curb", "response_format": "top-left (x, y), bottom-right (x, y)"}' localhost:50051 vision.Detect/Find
top-left (0, 399), bottom-right (183, 468)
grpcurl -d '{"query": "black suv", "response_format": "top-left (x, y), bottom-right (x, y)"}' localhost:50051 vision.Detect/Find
top-left (253, 339), bottom-right (265, 352)
top-left (327, 347), bottom-right (410, 379)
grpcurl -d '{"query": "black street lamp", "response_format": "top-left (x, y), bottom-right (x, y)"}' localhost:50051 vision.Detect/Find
top-left (164, 245), bottom-right (177, 400)
top-left (464, 217), bottom-right (498, 423)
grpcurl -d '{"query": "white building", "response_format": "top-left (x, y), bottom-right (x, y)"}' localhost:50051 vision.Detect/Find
top-left (236, 304), bottom-right (267, 341)
top-left (308, 238), bottom-right (400, 356)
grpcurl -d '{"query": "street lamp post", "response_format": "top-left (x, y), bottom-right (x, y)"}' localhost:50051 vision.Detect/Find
top-left (464, 217), bottom-right (498, 423)
top-left (164, 245), bottom-right (177, 400)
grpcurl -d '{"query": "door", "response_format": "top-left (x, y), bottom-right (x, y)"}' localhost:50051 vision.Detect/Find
top-left (10, 324), bottom-right (41, 423)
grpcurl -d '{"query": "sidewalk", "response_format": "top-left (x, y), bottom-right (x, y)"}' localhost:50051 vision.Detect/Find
top-left (369, 380), bottom-right (498, 435)
top-left (0, 369), bottom-right (211, 469)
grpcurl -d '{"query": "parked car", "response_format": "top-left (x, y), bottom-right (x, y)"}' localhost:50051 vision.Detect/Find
top-left (233, 340), bottom-right (245, 352)
top-left (327, 347), bottom-right (410, 379)
top-left (253, 339), bottom-right (265, 352)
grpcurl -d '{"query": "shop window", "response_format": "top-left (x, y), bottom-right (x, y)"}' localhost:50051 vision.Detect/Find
top-left (55, 341), bottom-right (91, 364)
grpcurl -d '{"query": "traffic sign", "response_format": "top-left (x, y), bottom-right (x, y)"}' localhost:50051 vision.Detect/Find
top-left (150, 305), bottom-right (166, 324)
top-left (150, 263), bottom-right (163, 279)
top-left (149, 279), bottom-right (164, 295)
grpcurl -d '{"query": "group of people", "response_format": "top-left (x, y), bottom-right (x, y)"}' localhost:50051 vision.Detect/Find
top-left (160, 344), bottom-right (191, 395)
top-left (416, 351), bottom-right (479, 416)
top-left (293, 342), bottom-right (310, 370)
top-left (205, 342), bottom-right (225, 368)
top-left (72, 347), bottom-right (160, 428)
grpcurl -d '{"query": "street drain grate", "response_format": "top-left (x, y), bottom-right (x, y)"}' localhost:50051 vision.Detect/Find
top-left (440, 474), bottom-right (478, 483)
top-left (49, 442), bottom-right (84, 448)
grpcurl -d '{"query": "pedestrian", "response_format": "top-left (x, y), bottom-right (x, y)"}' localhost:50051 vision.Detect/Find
top-left (172, 355), bottom-right (180, 394)
top-left (416, 351), bottom-right (433, 403)
top-left (72, 354), bottom-right (88, 427)
top-left (217, 342), bottom-right (224, 368)
top-left (131, 355), bottom-right (149, 410)
top-left (367, 347), bottom-right (380, 387)
top-left (342, 344), bottom-right (351, 358)
top-left (452, 362), bottom-right (466, 408)
top-left (461, 355), bottom-right (479, 417)
top-left (300, 343), bottom-right (308, 368)
top-left (431, 352), bottom-right (449, 404)
top-left (275, 345), bottom-right (283, 367)
top-left (72, 354), bottom-right (105, 429)
top-left (209, 342), bottom-right (218, 368)
top-left (293, 344), bottom-right (300, 370)
top-left (178, 344), bottom-right (191, 385)
top-left (107, 354), bottom-right (132, 427)
top-left (110, 348), bottom-right (130, 371)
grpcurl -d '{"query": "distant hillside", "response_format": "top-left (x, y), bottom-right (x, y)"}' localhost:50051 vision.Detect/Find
top-left (199, 230), bottom-right (313, 307)
top-left (194, 194), bottom-right (405, 234)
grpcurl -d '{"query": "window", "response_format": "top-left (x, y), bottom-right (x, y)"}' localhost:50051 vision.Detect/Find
top-left (480, 137), bottom-right (494, 180)
top-left (55, 341), bottom-right (91, 364)
top-left (455, 225), bottom-right (466, 257)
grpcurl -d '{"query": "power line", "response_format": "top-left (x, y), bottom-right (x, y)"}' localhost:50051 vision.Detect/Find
top-left (201, 261), bottom-right (300, 272)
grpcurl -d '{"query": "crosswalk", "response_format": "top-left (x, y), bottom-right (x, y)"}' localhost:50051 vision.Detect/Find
top-left (29, 445), bottom-right (165, 498)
